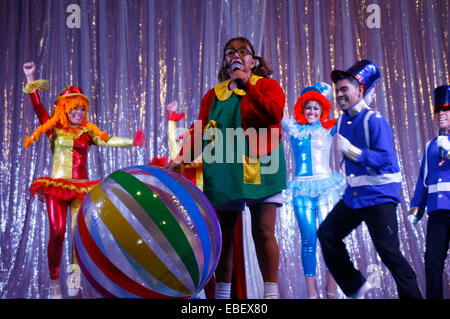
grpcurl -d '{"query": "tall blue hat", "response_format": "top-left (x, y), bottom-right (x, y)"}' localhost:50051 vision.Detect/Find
top-left (331, 59), bottom-right (381, 95)
top-left (433, 85), bottom-right (450, 112)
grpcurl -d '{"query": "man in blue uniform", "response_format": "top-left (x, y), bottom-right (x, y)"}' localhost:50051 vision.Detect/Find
top-left (317, 60), bottom-right (423, 299)
top-left (409, 85), bottom-right (450, 299)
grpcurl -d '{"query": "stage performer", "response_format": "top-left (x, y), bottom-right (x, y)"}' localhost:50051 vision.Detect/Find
top-left (167, 101), bottom-right (203, 191)
top-left (317, 60), bottom-right (423, 299)
top-left (169, 37), bottom-right (286, 299)
top-left (281, 82), bottom-right (344, 299)
top-left (22, 61), bottom-right (144, 299)
top-left (409, 85), bottom-right (450, 299)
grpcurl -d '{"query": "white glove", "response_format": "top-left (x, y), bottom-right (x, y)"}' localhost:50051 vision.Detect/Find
top-left (336, 134), bottom-right (362, 162)
top-left (436, 135), bottom-right (450, 151)
top-left (407, 207), bottom-right (424, 225)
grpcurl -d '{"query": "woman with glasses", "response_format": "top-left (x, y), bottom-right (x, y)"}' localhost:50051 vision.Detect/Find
top-left (169, 37), bottom-right (286, 299)
top-left (281, 82), bottom-right (344, 298)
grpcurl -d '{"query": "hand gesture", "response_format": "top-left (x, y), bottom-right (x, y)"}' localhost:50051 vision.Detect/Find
top-left (336, 134), bottom-right (362, 162)
top-left (166, 159), bottom-right (185, 175)
top-left (407, 207), bottom-right (424, 225)
top-left (23, 61), bottom-right (36, 82)
top-left (132, 128), bottom-right (146, 147)
top-left (336, 134), bottom-right (352, 154)
top-left (437, 135), bottom-right (450, 151)
top-left (230, 69), bottom-right (249, 89)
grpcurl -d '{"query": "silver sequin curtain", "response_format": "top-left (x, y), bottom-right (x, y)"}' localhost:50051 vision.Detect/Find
top-left (0, 0), bottom-right (448, 299)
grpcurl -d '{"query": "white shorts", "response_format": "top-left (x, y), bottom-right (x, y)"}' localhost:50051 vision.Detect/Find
top-left (214, 192), bottom-right (283, 211)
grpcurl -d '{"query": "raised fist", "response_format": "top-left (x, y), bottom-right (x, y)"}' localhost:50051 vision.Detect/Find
top-left (23, 61), bottom-right (36, 82)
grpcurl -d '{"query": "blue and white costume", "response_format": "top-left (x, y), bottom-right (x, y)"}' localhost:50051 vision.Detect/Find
top-left (282, 116), bottom-right (344, 277)
top-left (336, 99), bottom-right (402, 208)
top-left (318, 60), bottom-right (422, 299)
top-left (409, 84), bottom-right (450, 299)
top-left (410, 135), bottom-right (450, 212)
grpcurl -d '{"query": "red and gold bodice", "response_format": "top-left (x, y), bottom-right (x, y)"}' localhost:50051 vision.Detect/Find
top-left (27, 91), bottom-right (133, 202)
top-left (29, 91), bottom-right (133, 181)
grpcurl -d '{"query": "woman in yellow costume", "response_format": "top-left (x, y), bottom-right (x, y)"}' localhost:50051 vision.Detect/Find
top-left (22, 61), bottom-right (144, 298)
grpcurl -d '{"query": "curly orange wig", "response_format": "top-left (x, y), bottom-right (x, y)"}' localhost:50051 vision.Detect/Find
top-left (24, 95), bottom-right (109, 148)
top-left (293, 91), bottom-right (336, 129)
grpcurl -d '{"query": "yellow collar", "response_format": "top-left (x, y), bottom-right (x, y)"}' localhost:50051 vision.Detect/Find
top-left (214, 74), bottom-right (263, 101)
top-left (54, 126), bottom-right (90, 139)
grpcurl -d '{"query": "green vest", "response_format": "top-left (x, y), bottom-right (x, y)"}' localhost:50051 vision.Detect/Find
top-left (202, 93), bottom-right (286, 207)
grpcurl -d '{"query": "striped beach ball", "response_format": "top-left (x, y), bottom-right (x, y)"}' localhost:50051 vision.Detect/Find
top-left (73, 165), bottom-right (221, 298)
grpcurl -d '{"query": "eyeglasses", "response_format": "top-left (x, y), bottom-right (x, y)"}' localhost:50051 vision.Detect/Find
top-left (224, 47), bottom-right (252, 58)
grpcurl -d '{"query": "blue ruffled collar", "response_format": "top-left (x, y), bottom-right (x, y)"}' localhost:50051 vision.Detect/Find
top-left (287, 118), bottom-right (329, 140)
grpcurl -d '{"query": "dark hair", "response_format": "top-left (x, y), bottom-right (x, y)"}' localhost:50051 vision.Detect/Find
top-left (334, 73), bottom-right (365, 93)
top-left (335, 73), bottom-right (361, 87)
top-left (434, 105), bottom-right (449, 114)
top-left (218, 37), bottom-right (273, 82)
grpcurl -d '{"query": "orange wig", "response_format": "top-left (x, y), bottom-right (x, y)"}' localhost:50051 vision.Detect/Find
top-left (293, 91), bottom-right (336, 129)
top-left (24, 94), bottom-right (109, 148)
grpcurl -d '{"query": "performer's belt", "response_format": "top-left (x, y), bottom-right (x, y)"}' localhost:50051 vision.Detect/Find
top-left (428, 182), bottom-right (450, 193)
top-left (347, 172), bottom-right (402, 187)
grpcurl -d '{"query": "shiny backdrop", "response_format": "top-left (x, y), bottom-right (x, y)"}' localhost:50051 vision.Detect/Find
top-left (0, 0), bottom-right (449, 298)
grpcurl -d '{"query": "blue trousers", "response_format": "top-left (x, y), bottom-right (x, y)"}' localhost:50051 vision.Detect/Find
top-left (293, 194), bottom-right (336, 277)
